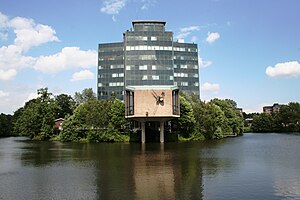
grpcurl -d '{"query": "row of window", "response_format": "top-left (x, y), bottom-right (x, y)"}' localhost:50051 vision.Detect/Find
top-left (125, 45), bottom-right (197, 52)
top-left (173, 47), bottom-right (197, 52)
top-left (125, 65), bottom-right (172, 71)
top-left (173, 73), bottom-right (199, 78)
top-left (173, 64), bottom-right (198, 69)
top-left (99, 80), bottom-right (198, 87)
top-left (174, 82), bottom-right (199, 86)
top-left (140, 75), bottom-right (173, 80)
top-left (98, 82), bottom-right (124, 87)
top-left (99, 91), bottom-right (125, 96)
top-left (126, 45), bottom-right (172, 51)
top-left (99, 65), bottom-right (124, 69)
top-left (99, 55), bottom-right (197, 61)
top-left (173, 55), bottom-right (198, 61)
top-left (112, 73), bottom-right (124, 77)
top-left (133, 24), bottom-right (165, 32)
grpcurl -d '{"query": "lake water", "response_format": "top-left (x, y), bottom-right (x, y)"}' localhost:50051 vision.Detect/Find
top-left (0, 133), bottom-right (299, 200)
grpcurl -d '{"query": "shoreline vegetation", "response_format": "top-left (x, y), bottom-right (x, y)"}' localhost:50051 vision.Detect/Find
top-left (1, 88), bottom-right (299, 142)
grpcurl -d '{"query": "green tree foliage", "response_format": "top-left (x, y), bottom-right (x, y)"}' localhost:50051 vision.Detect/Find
top-left (55, 94), bottom-right (75, 118)
top-left (252, 102), bottom-right (300, 133)
top-left (211, 99), bottom-right (244, 136)
top-left (176, 95), bottom-right (196, 138)
top-left (180, 94), bottom-right (244, 140)
top-left (0, 113), bottom-right (13, 137)
top-left (252, 113), bottom-right (275, 132)
top-left (60, 99), bottom-right (129, 142)
top-left (13, 88), bottom-right (59, 140)
top-left (109, 98), bottom-right (129, 131)
top-left (74, 88), bottom-right (96, 105)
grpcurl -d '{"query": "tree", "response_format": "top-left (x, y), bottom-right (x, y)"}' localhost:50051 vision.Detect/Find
top-left (55, 94), bottom-right (76, 118)
top-left (60, 99), bottom-right (129, 142)
top-left (12, 88), bottom-right (58, 140)
top-left (74, 88), bottom-right (96, 105)
top-left (211, 98), bottom-right (244, 136)
top-left (109, 98), bottom-right (128, 131)
top-left (176, 95), bottom-right (196, 138)
top-left (201, 102), bottom-right (227, 139)
top-left (0, 113), bottom-right (13, 137)
top-left (252, 113), bottom-right (274, 132)
top-left (274, 102), bottom-right (300, 132)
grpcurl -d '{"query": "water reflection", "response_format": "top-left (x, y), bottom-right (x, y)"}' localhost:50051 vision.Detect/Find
top-left (133, 144), bottom-right (176, 199)
top-left (1, 134), bottom-right (299, 200)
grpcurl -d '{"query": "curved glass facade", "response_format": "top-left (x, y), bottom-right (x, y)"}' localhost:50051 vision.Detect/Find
top-left (98, 21), bottom-right (200, 100)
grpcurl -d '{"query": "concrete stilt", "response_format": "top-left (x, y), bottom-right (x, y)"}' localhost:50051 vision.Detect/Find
top-left (141, 121), bottom-right (145, 143)
top-left (160, 121), bottom-right (164, 143)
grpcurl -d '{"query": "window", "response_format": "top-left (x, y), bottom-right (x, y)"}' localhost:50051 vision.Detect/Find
top-left (152, 65), bottom-right (157, 70)
top-left (181, 82), bottom-right (188, 86)
top-left (142, 75), bottom-right (148, 80)
top-left (194, 74), bottom-right (199, 78)
top-left (152, 75), bottom-right (159, 80)
top-left (126, 91), bottom-right (134, 116)
top-left (172, 90), bottom-right (179, 115)
top-left (126, 66), bottom-right (131, 70)
top-left (98, 83), bottom-right (102, 87)
top-left (181, 65), bottom-right (187, 69)
top-left (112, 73), bottom-right (124, 77)
top-left (151, 36), bottom-right (157, 41)
top-left (139, 65), bottom-right (147, 70)
top-left (174, 73), bottom-right (188, 77)
top-left (170, 76), bottom-right (174, 80)
top-left (194, 82), bottom-right (199, 86)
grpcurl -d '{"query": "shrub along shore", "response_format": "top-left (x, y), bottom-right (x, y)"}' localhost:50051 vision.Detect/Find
top-left (1, 87), bottom-right (247, 142)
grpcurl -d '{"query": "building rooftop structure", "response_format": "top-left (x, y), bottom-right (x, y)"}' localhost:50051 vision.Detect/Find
top-left (263, 103), bottom-right (282, 114)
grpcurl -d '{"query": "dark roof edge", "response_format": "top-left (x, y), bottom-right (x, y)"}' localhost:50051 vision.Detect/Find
top-left (132, 20), bottom-right (166, 26)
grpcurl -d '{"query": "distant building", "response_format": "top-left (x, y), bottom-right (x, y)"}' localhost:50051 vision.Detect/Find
top-left (263, 103), bottom-right (282, 114)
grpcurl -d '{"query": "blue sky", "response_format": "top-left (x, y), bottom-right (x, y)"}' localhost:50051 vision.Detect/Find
top-left (0, 0), bottom-right (300, 114)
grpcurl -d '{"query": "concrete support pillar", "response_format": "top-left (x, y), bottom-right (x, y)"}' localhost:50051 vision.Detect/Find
top-left (141, 121), bottom-right (145, 143)
top-left (160, 121), bottom-right (164, 143)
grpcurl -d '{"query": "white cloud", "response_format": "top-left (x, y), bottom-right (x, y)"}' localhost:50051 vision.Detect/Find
top-left (0, 13), bottom-right (97, 82)
top-left (34, 47), bottom-right (97, 73)
top-left (201, 82), bottom-right (220, 93)
top-left (0, 45), bottom-right (36, 72)
top-left (206, 32), bottom-right (220, 44)
top-left (266, 61), bottom-right (300, 78)
top-left (0, 69), bottom-right (17, 80)
top-left (71, 70), bottom-right (94, 81)
top-left (9, 16), bottom-right (59, 51)
top-left (100, 0), bottom-right (127, 15)
top-left (175, 26), bottom-right (200, 40)
top-left (198, 55), bottom-right (213, 68)
top-left (0, 90), bottom-right (9, 98)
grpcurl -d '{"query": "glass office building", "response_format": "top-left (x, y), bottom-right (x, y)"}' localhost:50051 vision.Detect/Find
top-left (98, 20), bottom-right (199, 100)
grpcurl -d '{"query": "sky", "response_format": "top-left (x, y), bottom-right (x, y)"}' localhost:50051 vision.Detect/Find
top-left (0, 0), bottom-right (300, 114)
